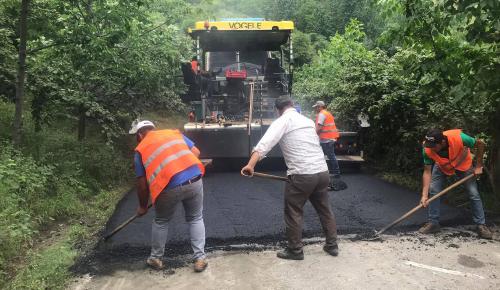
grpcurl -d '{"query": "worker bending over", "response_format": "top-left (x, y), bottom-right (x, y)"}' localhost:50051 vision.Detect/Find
top-left (241, 97), bottom-right (339, 260)
top-left (130, 120), bottom-right (208, 272)
top-left (419, 128), bottom-right (492, 239)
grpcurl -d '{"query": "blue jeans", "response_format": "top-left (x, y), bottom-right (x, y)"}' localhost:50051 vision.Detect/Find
top-left (320, 141), bottom-right (341, 177)
top-left (150, 178), bottom-right (206, 260)
top-left (428, 165), bottom-right (486, 225)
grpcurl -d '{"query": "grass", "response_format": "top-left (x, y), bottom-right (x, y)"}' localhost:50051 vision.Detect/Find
top-left (0, 99), bottom-right (135, 288)
top-left (377, 171), bottom-right (421, 192)
top-left (5, 185), bottom-right (127, 290)
top-left (8, 229), bottom-right (77, 290)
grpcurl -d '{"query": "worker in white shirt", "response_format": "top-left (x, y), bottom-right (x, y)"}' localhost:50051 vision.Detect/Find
top-left (241, 97), bottom-right (338, 260)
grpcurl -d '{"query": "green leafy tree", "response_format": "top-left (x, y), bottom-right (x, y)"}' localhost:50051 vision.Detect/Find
top-left (24, 0), bottom-right (192, 140)
top-left (295, 20), bottom-right (425, 169)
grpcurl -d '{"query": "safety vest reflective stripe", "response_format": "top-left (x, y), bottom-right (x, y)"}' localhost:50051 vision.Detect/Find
top-left (441, 147), bottom-right (468, 169)
top-left (144, 139), bottom-right (185, 168)
top-left (320, 129), bottom-right (338, 133)
top-left (135, 129), bottom-right (205, 204)
top-left (148, 149), bottom-right (193, 184)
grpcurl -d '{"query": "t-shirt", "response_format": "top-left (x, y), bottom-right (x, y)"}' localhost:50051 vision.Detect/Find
top-left (134, 135), bottom-right (202, 190)
top-left (316, 112), bottom-right (327, 125)
top-left (422, 132), bottom-right (476, 165)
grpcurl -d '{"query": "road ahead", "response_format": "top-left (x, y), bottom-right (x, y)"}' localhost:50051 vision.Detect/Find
top-left (104, 170), bottom-right (468, 248)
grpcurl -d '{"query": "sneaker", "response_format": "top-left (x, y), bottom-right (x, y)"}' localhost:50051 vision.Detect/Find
top-left (418, 222), bottom-right (441, 234)
top-left (146, 257), bottom-right (164, 270)
top-left (276, 248), bottom-right (304, 260)
top-left (194, 259), bottom-right (208, 272)
top-left (477, 225), bottom-right (493, 240)
top-left (323, 243), bottom-right (339, 256)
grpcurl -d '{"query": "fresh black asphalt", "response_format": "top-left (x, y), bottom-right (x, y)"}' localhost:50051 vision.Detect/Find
top-left (103, 170), bottom-right (469, 248)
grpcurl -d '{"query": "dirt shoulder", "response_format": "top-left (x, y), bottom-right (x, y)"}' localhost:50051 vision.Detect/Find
top-left (70, 226), bottom-right (500, 290)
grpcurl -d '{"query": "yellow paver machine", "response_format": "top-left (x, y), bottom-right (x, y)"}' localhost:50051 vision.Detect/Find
top-left (181, 18), bottom-right (364, 165)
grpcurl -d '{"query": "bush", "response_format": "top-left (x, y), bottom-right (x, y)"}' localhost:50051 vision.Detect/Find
top-left (0, 100), bottom-right (132, 286)
top-left (0, 143), bottom-right (86, 280)
top-left (294, 16), bottom-right (499, 208)
top-left (295, 20), bottom-right (426, 170)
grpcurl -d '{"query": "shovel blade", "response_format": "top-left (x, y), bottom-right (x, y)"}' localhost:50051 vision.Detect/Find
top-left (350, 230), bottom-right (381, 242)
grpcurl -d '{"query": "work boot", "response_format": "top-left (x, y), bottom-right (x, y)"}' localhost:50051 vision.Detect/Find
top-left (477, 225), bottom-right (493, 240)
top-left (323, 242), bottom-right (339, 256)
top-left (418, 222), bottom-right (441, 234)
top-left (329, 178), bottom-right (347, 191)
top-left (276, 248), bottom-right (304, 260)
top-left (194, 259), bottom-right (208, 272)
top-left (146, 257), bottom-right (164, 270)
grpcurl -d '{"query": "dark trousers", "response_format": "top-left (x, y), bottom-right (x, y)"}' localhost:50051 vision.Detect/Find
top-left (320, 141), bottom-right (341, 176)
top-left (284, 171), bottom-right (337, 250)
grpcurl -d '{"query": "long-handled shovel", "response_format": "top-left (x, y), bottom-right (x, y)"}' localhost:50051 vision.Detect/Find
top-left (253, 172), bottom-right (289, 182)
top-left (104, 204), bottom-right (152, 241)
top-left (357, 174), bottom-right (476, 241)
top-left (243, 171), bottom-right (289, 182)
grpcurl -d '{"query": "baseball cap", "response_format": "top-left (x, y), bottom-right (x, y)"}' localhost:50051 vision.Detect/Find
top-left (312, 101), bottom-right (325, 108)
top-left (423, 129), bottom-right (444, 148)
top-left (129, 120), bottom-right (155, 134)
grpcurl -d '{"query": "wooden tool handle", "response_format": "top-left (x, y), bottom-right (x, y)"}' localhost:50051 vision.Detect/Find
top-left (104, 204), bottom-right (153, 241)
top-left (376, 174), bottom-right (475, 235)
top-left (252, 172), bottom-right (289, 182)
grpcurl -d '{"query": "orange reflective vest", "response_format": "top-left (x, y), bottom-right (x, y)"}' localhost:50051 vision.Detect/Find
top-left (424, 129), bottom-right (472, 176)
top-left (135, 130), bottom-right (205, 204)
top-left (191, 60), bottom-right (198, 74)
top-left (316, 109), bottom-right (340, 140)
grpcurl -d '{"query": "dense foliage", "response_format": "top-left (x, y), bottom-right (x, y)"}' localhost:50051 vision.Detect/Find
top-left (294, 0), bottom-right (499, 199)
top-left (0, 0), bottom-right (192, 286)
top-left (1, 0), bottom-right (192, 142)
top-left (295, 20), bottom-right (425, 170)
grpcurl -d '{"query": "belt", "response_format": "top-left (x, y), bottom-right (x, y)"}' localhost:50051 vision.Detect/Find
top-left (179, 175), bottom-right (202, 187)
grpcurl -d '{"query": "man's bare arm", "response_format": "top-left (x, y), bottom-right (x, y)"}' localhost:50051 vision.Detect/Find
top-left (191, 146), bottom-right (201, 158)
top-left (136, 176), bottom-right (149, 215)
top-left (473, 139), bottom-right (485, 171)
top-left (420, 165), bottom-right (432, 207)
top-left (241, 151), bottom-right (260, 176)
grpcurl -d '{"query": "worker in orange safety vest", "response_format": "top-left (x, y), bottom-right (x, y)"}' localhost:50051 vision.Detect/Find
top-left (419, 128), bottom-right (492, 239)
top-left (129, 120), bottom-right (208, 272)
top-left (313, 101), bottom-right (341, 179)
top-left (191, 57), bottom-right (198, 74)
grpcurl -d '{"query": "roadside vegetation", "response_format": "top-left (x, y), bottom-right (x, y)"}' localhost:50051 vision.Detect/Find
top-left (292, 1), bottom-right (499, 211)
top-left (0, 0), bottom-right (190, 288)
top-left (0, 0), bottom-right (498, 289)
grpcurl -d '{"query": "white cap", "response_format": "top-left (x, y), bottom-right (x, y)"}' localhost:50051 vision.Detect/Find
top-left (312, 100), bottom-right (325, 108)
top-left (129, 120), bottom-right (155, 134)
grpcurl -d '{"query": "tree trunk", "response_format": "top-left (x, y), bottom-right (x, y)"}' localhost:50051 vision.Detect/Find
top-left (78, 105), bottom-right (86, 141)
top-left (12, 0), bottom-right (30, 146)
top-left (492, 107), bottom-right (500, 197)
top-left (493, 147), bottom-right (500, 196)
